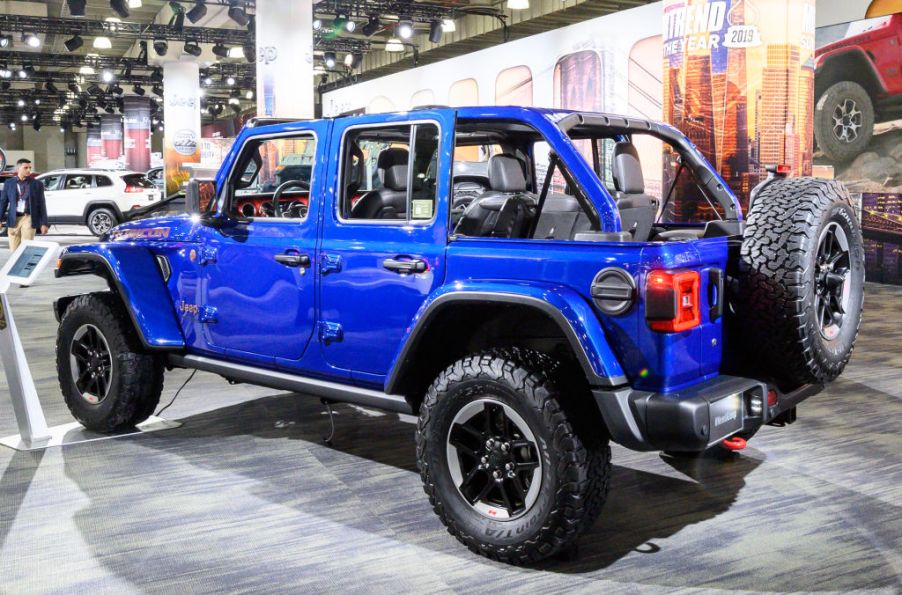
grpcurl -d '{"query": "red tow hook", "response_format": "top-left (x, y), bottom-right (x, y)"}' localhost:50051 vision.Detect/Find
top-left (721, 436), bottom-right (747, 451)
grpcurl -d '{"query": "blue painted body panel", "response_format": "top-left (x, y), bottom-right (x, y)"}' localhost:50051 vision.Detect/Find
top-left (58, 107), bottom-right (744, 395)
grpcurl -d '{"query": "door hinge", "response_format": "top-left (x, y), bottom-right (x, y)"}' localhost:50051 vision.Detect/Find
top-left (320, 253), bottom-right (342, 275)
top-left (319, 321), bottom-right (343, 344)
top-left (198, 305), bottom-right (218, 324)
top-left (199, 247), bottom-right (217, 265)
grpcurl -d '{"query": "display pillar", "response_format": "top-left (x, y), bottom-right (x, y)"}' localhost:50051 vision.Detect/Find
top-left (123, 95), bottom-right (152, 173)
top-left (163, 62), bottom-right (201, 197)
top-left (86, 123), bottom-right (103, 167)
top-left (100, 114), bottom-right (123, 163)
top-left (662, 0), bottom-right (816, 212)
top-left (255, 0), bottom-right (314, 118)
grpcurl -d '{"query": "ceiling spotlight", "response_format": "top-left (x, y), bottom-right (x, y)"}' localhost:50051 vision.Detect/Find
top-left (243, 42), bottom-right (255, 63)
top-left (133, 84), bottom-right (145, 95)
top-left (150, 68), bottom-right (163, 82)
top-left (102, 69), bottom-right (114, 83)
top-left (110, 0), bottom-right (130, 18)
top-left (397, 19), bottom-right (414, 39)
top-left (104, 103), bottom-right (115, 114)
top-left (21, 114), bottom-right (28, 122)
top-left (228, 97), bottom-right (239, 105)
top-left (9, 122), bottom-right (15, 130)
top-left (385, 38), bottom-right (404, 53)
top-left (203, 76), bottom-right (212, 86)
top-left (212, 43), bottom-right (228, 58)
top-left (153, 39), bottom-right (168, 56)
top-left (68, 82), bottom-right (81, 93)
top-left (23, 32), bottom-right (41, 48)
top-left (87, 83), bottom-right (103, 95)
top-left (361, 16), bottom-right (381, 37)
top-left (183, 41), bottom-right (202, 57)
top-left (111, 84), bottom-right (123, 95)
top-left (429, 20), bottom-right (443, 44)
top-left (245, 89), bottom-right (253, 100)
top-left (17, 98), bottom-right (25, 107)
top-left (46, 81), bottom-right (59, 94)
top-left (0, 34), bottom-right (12, 48)
top-left (64, 34), bottom-right (84, 52)
top-left (17, 68), bottom-right (27, 79)
top-left (187, 0), bottom-right (207, 23)
top-left (442, 18), bottom-right (456, 33)
top-left (312, 18), bottom-right (322, 31)
top-left (152, 84), bottom-right (163, 96)
top-left (227, 1), bottom-right (249, 26)
top-left (93, 36), bottom-right (112, 49)
top-left (323, 52), bottom-right (336, 68)
top-left (34, 98), bottom-right (41, 105)
top-left (226, 75), bottom-right (235, 86)
top-left (67, 0), bottom-right (87, 16)
top-left (346, 19), bottom-right (356, 33)
top-left (0, 67), bottom-right (10, 79)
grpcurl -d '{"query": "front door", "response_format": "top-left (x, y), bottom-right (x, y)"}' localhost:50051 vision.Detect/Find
top-left (318, 110), bottom-right (454, 378)
top-left (199, 126), bottom-right (325, 365)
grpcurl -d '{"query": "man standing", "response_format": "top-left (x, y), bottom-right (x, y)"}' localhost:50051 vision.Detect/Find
top-left (0, 159), bottom-right (49, 252)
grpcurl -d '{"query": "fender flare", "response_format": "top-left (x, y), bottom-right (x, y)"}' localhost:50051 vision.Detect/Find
top-left (385, 282), bottom-right (628, 393)
top-left (815, 48), bottom-right (887, 96)
top-left (82, 201), bottom-right (124, 222)
top-left (56, 246), bottom-right (185, 350)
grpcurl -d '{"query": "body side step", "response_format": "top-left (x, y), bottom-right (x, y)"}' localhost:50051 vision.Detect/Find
top-left (167, 354), bottom-right (412, 414)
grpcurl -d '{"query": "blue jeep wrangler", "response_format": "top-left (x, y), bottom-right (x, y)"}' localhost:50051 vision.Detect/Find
top-left (53, 107), bottom-right (864, 564)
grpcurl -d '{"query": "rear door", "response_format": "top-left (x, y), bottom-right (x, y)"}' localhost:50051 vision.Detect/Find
top-left (198, 124), bottom-right (327, 365)
top-left (318, 110), bottom-right (454, 380)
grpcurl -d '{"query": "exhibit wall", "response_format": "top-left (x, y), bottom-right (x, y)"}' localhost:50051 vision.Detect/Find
top-left (814, 8), bottom-right (902, 284)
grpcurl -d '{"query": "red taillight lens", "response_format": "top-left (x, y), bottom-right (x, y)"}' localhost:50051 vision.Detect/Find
top-left (645, 270), bottom-right (701, 332)
top-left (125, 185), bottom-right (141, 193)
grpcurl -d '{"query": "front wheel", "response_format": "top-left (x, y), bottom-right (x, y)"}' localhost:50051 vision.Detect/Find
top-left (87, 207), bottom-right (118, 237)
top-left (57, 293), bottom-right (164, 432)
top-left (416, 348), bottom-right (611, 565)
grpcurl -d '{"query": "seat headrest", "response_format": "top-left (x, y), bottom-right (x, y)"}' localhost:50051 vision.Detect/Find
top-left (488, 154), bottom-right (527, 193)
top-left (378, 147), bottom-right (409, 191)
top-left (612, 142), bottom-right (645, 194)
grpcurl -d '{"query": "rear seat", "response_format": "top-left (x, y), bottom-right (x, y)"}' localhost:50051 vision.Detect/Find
top-left (611, 142), bottom-right (658, 242)
top-left (533, 194), bottom-right (592, 240)
top-left (454, 154), bottom-right (537, 238)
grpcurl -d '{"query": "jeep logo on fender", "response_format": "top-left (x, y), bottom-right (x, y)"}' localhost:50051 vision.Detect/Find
top-left (172, 129), bottom-right (198, 156)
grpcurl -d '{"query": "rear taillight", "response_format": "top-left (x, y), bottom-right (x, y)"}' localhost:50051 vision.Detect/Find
top-left (645, 270), bottom-right (701, 332)
top-left (125, 185), bottom-right (141, 192)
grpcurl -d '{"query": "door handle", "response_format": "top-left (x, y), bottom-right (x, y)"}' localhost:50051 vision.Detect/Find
top-left (274, 252), bottom-right (311, 267)
top-left (383, 257), bottom-right (427, 274)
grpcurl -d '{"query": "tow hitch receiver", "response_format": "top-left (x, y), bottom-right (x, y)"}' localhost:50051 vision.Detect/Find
top-left (722, 436), bottom-right (747, 451)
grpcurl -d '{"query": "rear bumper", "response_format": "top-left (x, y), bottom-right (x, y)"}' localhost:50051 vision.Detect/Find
top-left (593, 375), bottom-right (822, 452)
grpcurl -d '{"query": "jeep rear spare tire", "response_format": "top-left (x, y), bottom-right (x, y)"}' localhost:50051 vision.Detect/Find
top-left (416, 348), bottom-right (611, 565)
top-left (814, 81), bottom-right (874, 164)
top-left (739, 177), bottom-right (865, 388)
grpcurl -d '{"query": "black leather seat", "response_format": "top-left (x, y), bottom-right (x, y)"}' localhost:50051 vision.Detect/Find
top-left (350, 147), bottom-right (409, 219)
top-left (454, 154), bottom-right (536, 238)
top-left (611, 142), bottom-right (658, 242)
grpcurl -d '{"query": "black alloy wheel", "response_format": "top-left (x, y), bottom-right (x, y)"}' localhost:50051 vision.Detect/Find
top-left (69, 323), bottom-right (113, 405)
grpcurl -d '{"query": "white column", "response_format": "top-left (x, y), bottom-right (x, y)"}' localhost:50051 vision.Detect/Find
top-left (255, 0), bottom-right (314, 118)
top-left (162, 62), bottom-right (201, 197)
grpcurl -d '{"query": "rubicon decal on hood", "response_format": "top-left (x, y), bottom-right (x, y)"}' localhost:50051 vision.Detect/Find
top-left (109, 227), bottom-right (171, 241)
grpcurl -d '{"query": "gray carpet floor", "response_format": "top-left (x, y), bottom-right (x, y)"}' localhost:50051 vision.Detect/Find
top-left (0, 231), bottom-right (900, 593)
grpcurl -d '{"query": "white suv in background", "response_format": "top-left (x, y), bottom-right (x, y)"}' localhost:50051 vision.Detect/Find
top-left (37, 169), bottom-right (161, 236)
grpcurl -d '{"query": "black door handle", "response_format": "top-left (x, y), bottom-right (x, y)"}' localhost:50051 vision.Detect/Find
top-left (383, 257), bottom-right (427, 274)
top-left (275, 252), bottom-right (311, 267)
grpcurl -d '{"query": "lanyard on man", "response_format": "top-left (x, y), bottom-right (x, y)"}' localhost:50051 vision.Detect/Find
top-left (16, 179), bottom-right (28, 215)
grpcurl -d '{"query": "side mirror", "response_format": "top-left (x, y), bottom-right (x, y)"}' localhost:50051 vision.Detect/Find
top-left (185, 179), bottom-right (200, 214)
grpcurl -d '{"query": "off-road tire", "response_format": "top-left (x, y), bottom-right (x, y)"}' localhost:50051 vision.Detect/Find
top-left (416, 347), bottom-right (611, 565)
top-left (57, 293), bottom-right (164, 432)
top-left (738, 177), bottom-right (865, 389)
top-left (814, 81), bottom-right (874, 164)
top-left (86, 207), bottom-right (118, 237)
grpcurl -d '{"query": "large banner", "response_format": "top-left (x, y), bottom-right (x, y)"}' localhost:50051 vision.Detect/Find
top-left (255, 0), bottom-right (314, 118)
top-left (86, 123), bottom-right (103, 167)
top-left (100, 114), bottom-right (123, 164)
top-left (163, 62), bottom-right (201, 196)
top-left (662, 0), bottom-right (816, 221)
top-left (123, 95), bottom-right (151, 173)
top-left (814, 9), bottom-right (902, 284)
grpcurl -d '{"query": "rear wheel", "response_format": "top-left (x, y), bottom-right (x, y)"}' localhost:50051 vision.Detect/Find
top-left (86, 207), bottom-right (118, 237)
top-left (57, 293), bottom-right (164, 432)
top-left (416, 348), bottom-right (611, 565)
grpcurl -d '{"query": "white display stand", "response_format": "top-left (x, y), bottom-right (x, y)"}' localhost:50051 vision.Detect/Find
top-left (0, 240), bottom-right (180, 451)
